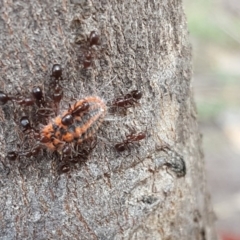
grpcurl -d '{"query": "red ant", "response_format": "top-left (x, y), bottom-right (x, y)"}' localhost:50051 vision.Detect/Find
top-left (61, 101), bottom-right (90, 126)
top-left (0, 64), bottom-right (62, 113)
top-left (115, 131), bottom-right (146, 152)
top-left (0, 90), bottom-right (35, 107)
top-left (6, 145), bottom-right (42, 161)
top-left (112, 90), bottom-right (142, 109)
top-left (0, 86), bottom-right (46, 108)
top-left (19, 145), bottom-right (42, 158)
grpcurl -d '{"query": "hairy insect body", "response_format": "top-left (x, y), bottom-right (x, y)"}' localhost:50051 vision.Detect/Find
top-left (41, 96), bottom-right (106, 152)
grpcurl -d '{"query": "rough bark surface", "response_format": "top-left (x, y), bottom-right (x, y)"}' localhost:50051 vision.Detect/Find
top-left (0, 0), bottom-right (217, 239)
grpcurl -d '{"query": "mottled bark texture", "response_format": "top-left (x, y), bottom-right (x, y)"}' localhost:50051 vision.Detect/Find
top-left (0, 1), bottom-right (217, 239)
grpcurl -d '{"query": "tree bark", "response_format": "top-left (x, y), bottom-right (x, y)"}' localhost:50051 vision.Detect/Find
top-left (0, 0), bottom-right (217, 239)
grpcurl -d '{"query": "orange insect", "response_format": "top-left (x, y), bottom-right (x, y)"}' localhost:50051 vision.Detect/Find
top-left (41, 96), bottom-right (106, 152)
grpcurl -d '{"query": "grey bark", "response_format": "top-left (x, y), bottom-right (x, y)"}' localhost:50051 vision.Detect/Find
top-left (0, 0), bottom-right (217, 239)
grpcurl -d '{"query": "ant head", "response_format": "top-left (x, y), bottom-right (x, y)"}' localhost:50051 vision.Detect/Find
top-left (131, 90), bottom-right (142, 100)
top-left (115, 142), bottom-right (127, 152)
top-left (20, 116), bottom-right (31, 131)
top-left (89, 31), bottom-right (100, 46)
top-left (61, 114), bottom-right (73, 126)
top-left (32, 86), bottom-right (43, 101)
top-left (7, 151), bottom-right (18, 161)
top-left (52, 64), bottom-right (62, 79)
top-left (0, 91), bottom-right (9, 105)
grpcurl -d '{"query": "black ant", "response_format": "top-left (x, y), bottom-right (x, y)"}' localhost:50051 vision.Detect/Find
top-left (89, 31), bottom-right (100, 46)
top-left (83, 31), bottom-right (100, 68)
top-left (57, 138), bottom-right (97, 174)
top-left (63, 138), bottom-right (97, 163)
top-left (0, 91), bottom-right (10, 105)
top-left (77, 31), bottom-right (101, 68)
top-left (112, 90), bottom-right (142, 109)
top-left (35, 64), bottom-right (63, 116)
top-left (115, 131), bottom-right (146, 152)
top-left (50, 64), bottom-right (63, 109)
top-left (19, 116), bottom-right (41, 143)
top-left (51, 64), bottom-right (63, 80)
top-left (20, 116), bottom-right (34, 132)
top-left (32, 86), bottom-right (45, 107)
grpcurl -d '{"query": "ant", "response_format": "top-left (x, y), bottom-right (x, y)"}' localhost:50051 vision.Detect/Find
top-left (77, 31), bottom-right (101, 68)
top-left (6, 145), bottom-right (42, 161)
top-left (115, 131), bottom-right (146, 152)
top-left (51, 64), bottom-right (63, 80)
top-left (50, 64), bottom-right (63, 109)
top-left (0, 90), bottom-right (35, 107)
top-left (0, 91), bottom-right (10, 105)
top-left (32, 86), bottom-right (45, 107)
top-left (0, 88), bottom-right (45, 127)
top-left (60, 137), bottom-right (97, 163)
top-left (61, 100), bottom-right (90, 124)
top-left (57, 138), bottom-right (97, 174)
top-left (82, 50), bottom-right (93, 69)
top-left (89, 31), bottom-right (100, 47)
top-left (0, 86), bottom-right (46, 108)
top-left (35, 64), bottom-right (63, 116)
top-left (61, 101), bottom-right (90, 126)
top-left (112, 90), bottom-right (142, 109)
top-left (19, 116), bottom-right (42, 143)
top-left (1, 63), bottom-right (78, 117)
top-left (19, 145), bottom-right (42, 158)
top-left (20, 116), bottom-right (35, 132)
